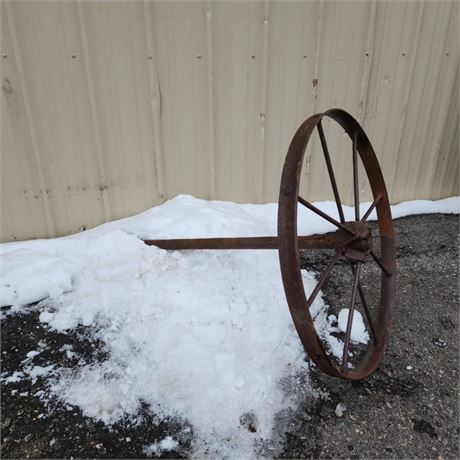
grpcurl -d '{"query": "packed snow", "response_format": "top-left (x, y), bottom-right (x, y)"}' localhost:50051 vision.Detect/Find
top-left (1, 194), bottom-right (459, 457)
top-left (337, 309), bottom-right (369, 344)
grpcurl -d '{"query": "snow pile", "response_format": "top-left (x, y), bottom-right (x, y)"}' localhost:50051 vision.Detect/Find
top-left (1, 194), bottom-right (459, 457)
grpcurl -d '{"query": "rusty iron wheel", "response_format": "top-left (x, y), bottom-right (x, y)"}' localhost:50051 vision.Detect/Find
top-left (277, 108), bottom-right (396, 381)
top-left (144, 107), bottom-right (396, 381)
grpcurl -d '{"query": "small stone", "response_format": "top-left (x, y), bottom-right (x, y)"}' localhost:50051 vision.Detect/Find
top-left (335, 403), bottom-right (346, 417)
top-left (406, 365), bottom-right (413, 370)
top-left (1, 417), bottom-right (11, 429)
top-left (239, 412), bottom-right (259, 433)
top-left (17, 409), bottom-right (24, 416)
top-left (432, 338), bottom-right (447, 348)
top-left (24, 433), bottom-right (33, 442)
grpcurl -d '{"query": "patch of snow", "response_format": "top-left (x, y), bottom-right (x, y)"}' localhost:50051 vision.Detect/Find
top-left (337, 309), bottom-right (369, 344)
top-left (335, 403), bottom-right (347, 417)
top-left (2, 371), bottom-right (23, 383)
top-left (24, 365), bottom-right (56, 385)
top-left (143, 436), bottom-right (179, 455)
top-left (26, 350), bottom-right (41, 359)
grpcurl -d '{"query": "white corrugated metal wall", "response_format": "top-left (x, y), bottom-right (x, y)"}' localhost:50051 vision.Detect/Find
top-left (1, 0), bottom-right (458, 242)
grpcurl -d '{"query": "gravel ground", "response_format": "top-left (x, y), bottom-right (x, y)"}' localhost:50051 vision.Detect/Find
top-left (1, 213), bottom-right (458, 459)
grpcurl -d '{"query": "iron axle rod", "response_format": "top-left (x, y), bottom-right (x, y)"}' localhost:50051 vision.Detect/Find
top-left (143, 234), bottom-right (346, 251)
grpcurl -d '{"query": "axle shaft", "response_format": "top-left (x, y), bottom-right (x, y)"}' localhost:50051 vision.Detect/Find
top-left (143, 234), bottom-right (346, 251)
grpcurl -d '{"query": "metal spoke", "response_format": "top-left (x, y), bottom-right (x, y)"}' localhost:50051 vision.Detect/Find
top-left (352, 131), bottom-right (359, 221)
top-left (370, 250), bottom-right (392, 276)
top-left (317, 121), bottom-right (345, 223)
top-left (342, 262), bottom-right (362, 372)
top-left (361, 195), bottom-right (382, 222)
top-left (350, 264), bottom-right (377, 343)
top-left (298, 196), bottom-right (355, 236)
top-left (305, 252), bottom-right (340, 309)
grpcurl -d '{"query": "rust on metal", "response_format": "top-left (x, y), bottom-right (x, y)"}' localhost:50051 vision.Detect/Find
top-left (277, 108), bottom-right (396, 381)
top-left (143, 108), bottom-right (396, 382)
top-left (144, 234), bottom-right (352, 251)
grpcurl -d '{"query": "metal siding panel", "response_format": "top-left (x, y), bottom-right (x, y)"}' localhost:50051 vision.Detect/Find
top-left (303, 0), bottom-right (372, 205)
top-left (404, 1), bottom-right (453, 200)
top-left (423, 2), bottom-right (459, 198)
top-left (433, 65), bottom-right (459, 199)
top-left (363, 0), bottom-right (422, 203)
top-left (212, 1), bottom-right (263, 203)
top-left (1, 4), bottom-right (49, 242)
top-left (264, 0), bottom-right (319, 203)
top-left (392, 0), bottom-right (450, 202)
top-left (2, 1), bottom-right (57, 239)
top-left (2, 0), bottom-right (458, 242)
top-left (82, 1), bottom-right (158, 220)
top-left (150, 1), bottom-right (209, 201)
top-left (1, 79), bottom-right (48, 241)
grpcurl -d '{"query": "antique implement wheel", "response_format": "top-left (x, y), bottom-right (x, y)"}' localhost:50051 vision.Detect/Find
top-left (144, 108), bottom-right (396, 381)
top-left (278, 109), bottom-right (396, 380)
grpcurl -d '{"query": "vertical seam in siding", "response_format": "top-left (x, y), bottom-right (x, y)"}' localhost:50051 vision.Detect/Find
top-left (143, 0), bottom-right (166, 202)
top-left (4, 2), bottom-right (56, 237)
top-left (76, 0), bottom-right (112, 221)
top-left (57, 2), bottom-right (90, 229)
top-left (205, 0), bottom-right (216, 200)
top-left (403, 3), bottom-right (442, 199)
top-left (358, 0), bottom-right (377, 125)
top-left (311, 0), bottom-right (323, 113)
top-left (390, 0), bottom-right (425, 199)
top-left (126, 5), bottom-right (149, 210)
top-left (379, 1), bottom-right (405, 170)
top-left (303, 0), bottom-right (324, 198)
top-left (258, 0), bottom-right (269, 202)
top-left (357, 0), bottom-right (377, 201)
top-left (424, 3), bottom-right (458, 195)
top-left (439, 68), bottom-right (459, 197)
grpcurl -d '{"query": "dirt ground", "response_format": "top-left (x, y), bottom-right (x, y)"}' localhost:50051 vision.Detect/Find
top-left (1, 213), bottom-right (459, 459)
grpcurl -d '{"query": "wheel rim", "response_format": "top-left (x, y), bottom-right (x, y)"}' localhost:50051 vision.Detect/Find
top-left (277, 108), bottom-right (396, 381)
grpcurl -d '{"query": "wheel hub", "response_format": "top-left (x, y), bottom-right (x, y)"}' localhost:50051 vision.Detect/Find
top-left (337, 221), bottom-right (372, 262)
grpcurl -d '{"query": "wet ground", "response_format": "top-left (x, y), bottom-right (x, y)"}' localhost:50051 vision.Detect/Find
top-left (1, 214), bottom-right (458, 459)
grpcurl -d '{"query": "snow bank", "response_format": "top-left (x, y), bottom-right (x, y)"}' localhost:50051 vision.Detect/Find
top-left (1, 195), bottom-right (458, 457)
